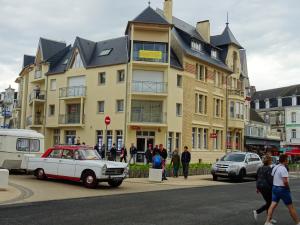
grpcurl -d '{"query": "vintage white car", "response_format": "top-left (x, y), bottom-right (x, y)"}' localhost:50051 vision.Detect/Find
top-left (21, 145), bottom-right (129, 188)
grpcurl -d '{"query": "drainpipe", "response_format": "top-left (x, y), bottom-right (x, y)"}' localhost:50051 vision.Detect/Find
top-left (225, 73), bottom-right (233, 153)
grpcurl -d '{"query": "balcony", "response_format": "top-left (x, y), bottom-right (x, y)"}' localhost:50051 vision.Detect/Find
top-left (14, 99), bottom-right (22, 109)
top-left (59, 86), bottom-right (86, 99)
top-left (26, 115), bottom-right (44, 127)
top-left (59, 114), bottom-right (84, 125)
top-left (130, 111), bottom-right (167, 124)
top-left (133, 42), bottom-right (168, 64)
top-left (34, 70), bottom-right (43, 80)
top-left (131, 81), bottom-right (167, 94)
top-left (228, 89), bottom-right (244, 97)
top-left (29, 90), bottom-right (46, 104)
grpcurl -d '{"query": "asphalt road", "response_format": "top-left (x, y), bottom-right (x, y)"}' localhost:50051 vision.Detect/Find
top-left (1, 178), bottom-right (300, 225)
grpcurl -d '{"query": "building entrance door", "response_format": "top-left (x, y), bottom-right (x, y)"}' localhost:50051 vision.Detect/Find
top-left (136, 131), bottom-right (155, 163)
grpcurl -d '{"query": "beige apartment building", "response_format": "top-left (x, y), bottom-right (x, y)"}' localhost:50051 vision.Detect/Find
top-left (16, 0), bottom-right (247, 163)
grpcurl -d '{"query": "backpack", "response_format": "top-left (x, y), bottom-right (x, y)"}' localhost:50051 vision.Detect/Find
top-left (153, 155), bottom-right (162, 169)
top-left (256, 166), bottom-right (272, 190)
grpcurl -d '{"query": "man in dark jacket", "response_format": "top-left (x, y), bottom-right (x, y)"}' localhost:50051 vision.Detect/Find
top-left (145, 144), bottom-right (153, 164)
top-left (159, 144), bottom-right (168, 180)
top-left (181, 146), bottom-right (191, 179)
top-left (129, 143), bottom-right (137, 164)
top-left (110, 143), bottom-right (117, 161)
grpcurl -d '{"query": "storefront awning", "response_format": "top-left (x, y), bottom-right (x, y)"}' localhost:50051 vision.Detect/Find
top-left (285, 149), bottom-right (300, 156)
top-left (245, 137), bottom-right (280, 148)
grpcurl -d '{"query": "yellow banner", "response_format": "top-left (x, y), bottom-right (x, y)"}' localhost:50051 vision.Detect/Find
top-left (139, 50), bottom-right (162, 60)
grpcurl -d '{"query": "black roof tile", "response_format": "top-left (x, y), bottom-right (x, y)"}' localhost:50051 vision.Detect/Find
top-left (252, 84), bottom-right (300, 101)
top-left (23, 55), bottom-right (35, 68)
top-left (132, 6), bottom-right (170, 25)
top-left (211, 25), bottom-right (243, 49)
top-left (250, 109), bottom-right (265, 123)
top-left (39, 38), bottom-right (66, 61)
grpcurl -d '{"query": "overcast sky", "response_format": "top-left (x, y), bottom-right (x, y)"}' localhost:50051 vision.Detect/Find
top-left (0, 0), bottom-right (299, 92)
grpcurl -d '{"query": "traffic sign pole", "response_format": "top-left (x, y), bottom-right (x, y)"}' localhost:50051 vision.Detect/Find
top-left (104, 116), bottom-right (111, 160)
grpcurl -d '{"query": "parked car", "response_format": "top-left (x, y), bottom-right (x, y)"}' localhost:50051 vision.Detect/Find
top-left (21, 145), bottom-right (129, 188)
top-left (211, 152), bottom-right (262, 181)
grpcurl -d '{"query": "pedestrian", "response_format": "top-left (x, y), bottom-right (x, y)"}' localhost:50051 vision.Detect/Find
top-left (34, 85), bottom-right (40, 99)
top-left (129, 143), bottom-right (137, 164)
top-left (181, 146), bottom-right (191, 179)
top-left (159, 144), bottom-right (168, 180)
top-left (253, 155), bottom-right (276, 223)
top-left (110, 143), bottom-right (117, 161)
top-left (145, 144), bottom-right (153, 164)
top-left (152, 151), bottom-right (163, 170)
top-left (101, 144), bottom-right (105, 159)
top-left (120, 145), bottom-right (127, 163)
top-left (170, 149), bottom-right (180, 177)
top-left (152, 144), bottom-right (159, 157)
top-left (94, 144), bottom-right (100, 155)
top-left (264, 154), bottom-right (300, 225)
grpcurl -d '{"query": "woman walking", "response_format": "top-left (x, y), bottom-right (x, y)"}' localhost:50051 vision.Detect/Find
top-left (253, 155), bottom-right (276, 223)
top-left (170, 149), bottom-right (180, 177)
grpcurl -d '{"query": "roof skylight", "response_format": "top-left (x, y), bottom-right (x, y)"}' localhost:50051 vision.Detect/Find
top-left (99, 48), bottom-right (113, 56)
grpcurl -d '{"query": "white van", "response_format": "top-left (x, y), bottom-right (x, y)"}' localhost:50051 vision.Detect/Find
top-left (0, 129), bottom-right (44, 169)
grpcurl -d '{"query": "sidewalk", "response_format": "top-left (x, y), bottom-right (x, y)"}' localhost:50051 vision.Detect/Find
top-left (0, 174), bottom-right (230, 206)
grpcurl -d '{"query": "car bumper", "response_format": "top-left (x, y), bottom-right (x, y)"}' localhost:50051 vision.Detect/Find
top-left (211, 170), bottom-right (238, 178)
top-left (98, 174), bottom-right (127, 181)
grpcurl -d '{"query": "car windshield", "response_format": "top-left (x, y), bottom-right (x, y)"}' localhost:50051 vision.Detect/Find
top-left (221, 154), bottom-right (245, 162)
top-left (76, 149), bottom-right (101, 160)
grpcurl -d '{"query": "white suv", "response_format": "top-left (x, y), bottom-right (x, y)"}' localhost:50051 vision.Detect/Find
top-left (211, 152), bottom-right (262, 181)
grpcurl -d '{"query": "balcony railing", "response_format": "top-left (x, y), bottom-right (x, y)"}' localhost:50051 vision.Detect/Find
top-left (34, 70), bottom-right (42, 79)
top-left (130, 111), bottom-right (166, 124)
top-left (59, 114), bottom-right (84, 124)
top-left (228, 89), bottom-right (244, 97)
top-left (59, 86), bottom-right (86, 98)
top-left (133, 50), bottom-right (168, 63)
top-left (26, 116), bottom-right (32, 126)
top-left (132, 81), bottom-right (168, 94)
top-left (29, 90), bottom-right (46, 103)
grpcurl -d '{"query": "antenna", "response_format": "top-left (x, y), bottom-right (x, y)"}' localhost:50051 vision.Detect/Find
top-left (226, 12), bottom-right (229, 26)
top-left (148, 0), bottom-right (151, 6)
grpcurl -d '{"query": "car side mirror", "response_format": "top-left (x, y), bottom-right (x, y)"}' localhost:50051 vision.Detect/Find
top-left (245, 159), bottom-right (249, 164)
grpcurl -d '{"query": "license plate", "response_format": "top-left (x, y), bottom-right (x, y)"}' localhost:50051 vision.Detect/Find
top-left (218, 168), bottom-right (225, 172)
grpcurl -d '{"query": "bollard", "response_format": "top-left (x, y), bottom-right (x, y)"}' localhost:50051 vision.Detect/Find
top-left (0, 169), bottom-right (9, 190)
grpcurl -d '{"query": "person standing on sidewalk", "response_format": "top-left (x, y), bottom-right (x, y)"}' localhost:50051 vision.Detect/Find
top-left (110, 144), bottom-right (117, 161)
top-left (181, 146), bottom-right (191, 179)
top-left (170, 149), bottom-right (180, 177)
top-left (159, 144), bottom-right (168, 180)
top-left (129, 143), bottom-right (137, 164)
top-left (264, 154), bottom-right (300, 225)
top-left (120, 145), bottom-right (127, 163)
top-left (253, 155), bottom-right (276, 223)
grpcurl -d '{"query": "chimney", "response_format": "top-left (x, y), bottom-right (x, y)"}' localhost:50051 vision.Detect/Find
top-left (196, 20), bottom-right (210, 43)
top-left (163, 0), bottom-right (173, 23)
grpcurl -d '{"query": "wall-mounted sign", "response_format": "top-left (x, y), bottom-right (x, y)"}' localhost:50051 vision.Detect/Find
top-left (131, 126), bottom-right (141, 130)
top-left (139, 50), bottom-right (162, 60)
top-left (210, 133), bottom-right (217, 138)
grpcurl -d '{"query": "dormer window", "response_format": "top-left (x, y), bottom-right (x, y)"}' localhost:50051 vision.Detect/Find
top-left (211, 49), bottom-right (218, 59)
top-left (99, 49), bottom-right (112, 56)
top-left (191, 40), bottom-right (202, 52)
top-left (62, 59), bottom-right (68, 65)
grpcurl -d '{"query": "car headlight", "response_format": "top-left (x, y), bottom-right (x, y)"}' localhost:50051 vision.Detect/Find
top-left (229, 165), bottom-right (238, 170)
top-left (124, 166), bottom-right (129, 174)
top-left (102, 164), bottom-right (107, 174)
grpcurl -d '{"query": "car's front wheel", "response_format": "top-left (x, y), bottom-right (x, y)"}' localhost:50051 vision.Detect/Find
top-left (35, 168), bottom-right (46, 180)
top-left (82, 171), bottom-right (98, 189)
top-left (238, 168), bottom-right (246, 181)
top-left (212, 175), bottom-right (218, 181)
top-left (108, 179), bottom-right (123, 187)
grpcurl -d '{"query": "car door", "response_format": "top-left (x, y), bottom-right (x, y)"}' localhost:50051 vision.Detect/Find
top-left (57, 150), bottom-right (76, 178)
top-left (43, 149), bottom-right (62, 176)
top-left (245, 154), bottom-right (254, 174)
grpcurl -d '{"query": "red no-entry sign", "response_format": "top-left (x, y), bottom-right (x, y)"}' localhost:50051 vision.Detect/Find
top-left (105, 116), bottom-right (111, 125)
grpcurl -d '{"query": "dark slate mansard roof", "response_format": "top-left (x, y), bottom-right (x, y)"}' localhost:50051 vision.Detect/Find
top-left (131, 6), bottom-right (170, 25)
top-left (23, 55), bottom-right (35, 68)
top-left (39, 38), bottom-right (67, 61)
top-left (211, 24), bottom-right (243, 49)
top-left (47, 36), bottom-right (129, 75)
top-left (156, 8), bottom-right (231, 72)
top-left (252, 84), bottom-right (300, 101)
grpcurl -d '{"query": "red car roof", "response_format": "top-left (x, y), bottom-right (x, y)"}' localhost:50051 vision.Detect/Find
top-left (41, 145), bottom-right (93, 158)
